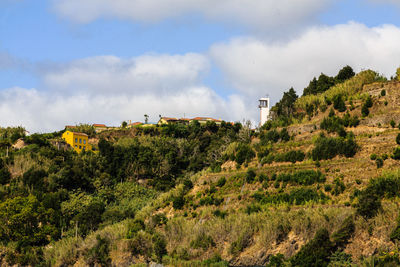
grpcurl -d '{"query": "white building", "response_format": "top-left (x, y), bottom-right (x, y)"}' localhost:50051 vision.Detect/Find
top-left (259, 97), bottom-right (270, 127)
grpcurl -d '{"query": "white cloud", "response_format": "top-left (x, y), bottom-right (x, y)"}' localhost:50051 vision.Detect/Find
top-left (0, 53), bottom-right (253, 133)
top-left (210, 22), bottom-right (400, 101)
top-left (52, 0), bottom-right (331, 30)
top-left (43, 53), bottom-right (209, 95)
top-left (0, 86), bottom-right (252, 133)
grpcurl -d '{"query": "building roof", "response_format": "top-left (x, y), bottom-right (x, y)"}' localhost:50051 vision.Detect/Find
top-left (129, 122), bottom-right (142, 126)
top-left (93, 124), bottom-right (107, 127)
top-left (66, 131), bottom-right (88, 137)
top-left (191, 117), bottom-right (222, 122)
top-left (65, 125), bottom-right (76, 128)
top-left (160, 117), bottom-right (179, 121)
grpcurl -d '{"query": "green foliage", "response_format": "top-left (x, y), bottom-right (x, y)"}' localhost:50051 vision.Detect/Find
top-left (273, 150), bottom-right (305, 163)
top-left (216, 177), bottom-right (226, 187)
top-left (246, 169), bottom-right (257, 183)
top-left (332, 178), bottom-right (346, 196)
top-left (290, 228), bottom-right (334, 267)
top-left (172, 193), bottom-right (185, 210)
top-left (370, 154), bottom-right (377, 160)
top-left (127, 219), bottom-right (145, 239)
top-left (275, 170), bottom-right (326, 186)
top-left (0, 158), bottom-right (11, 185)
top-left (390, 215), bottom-right (400, 242)
top-left (273, 88), bottom-right (298, 118)
top-left (312, 134), bottom-right (358, 161)
top-left (381, 89), bottom-right (386, 96)
top-left (390, 120), bottom-right (396, 128)
top-left (356, 187), bottom-right (382, 219)
top-left (331, 216), bottom-right (355, 249)
top-left (84, 235), bottom-right (111, 267)
top-left (0, 195), bottom-right (57, 249)
top-left (392, 147), bottom-right (400, 160)
top-left (255, 188), bottom-right (328, 205)
top-left (235, 143), bottom-right (255, 165)
top-left (361, 104), bottom-right (370, 117)
top-left (230, 231), bottom-right (252, 256)
top-left (396, 134), bottom-right (400, 145)
top-left (267, 253), bottom-right (285, 267)
top-left (190, 232), bottom-right (215, 250)
top-left (333, 94), bottom-right (346, 112)
top-left (152, 232), bottom-right (167, 262)
top-left (65, 124), bottom-right (96, 137)
top-left (376, 158), bottom-right (384, 168)
top-left (336, 66), bottom-right (356, 83)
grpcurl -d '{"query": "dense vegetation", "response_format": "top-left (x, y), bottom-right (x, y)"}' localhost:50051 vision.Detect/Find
top-left (1, 66), bottom-right (400, 266)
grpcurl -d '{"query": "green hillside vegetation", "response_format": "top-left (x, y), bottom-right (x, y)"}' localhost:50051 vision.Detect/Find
top-left (1, 66), bottom-right (400, 266)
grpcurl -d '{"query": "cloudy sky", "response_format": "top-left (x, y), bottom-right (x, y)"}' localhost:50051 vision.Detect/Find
top-left (1, 0), bottom-right (400, 132)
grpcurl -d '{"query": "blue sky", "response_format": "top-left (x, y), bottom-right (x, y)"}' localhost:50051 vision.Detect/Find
top-left (1, 0), bottom-right (400, 132)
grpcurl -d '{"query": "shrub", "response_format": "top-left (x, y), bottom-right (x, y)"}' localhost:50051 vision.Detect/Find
top-left (216, 177), bottom-right (226, 187)
top-left (332, 178), bottom-right (345, 196)
top-left (127, 219), bottom-right (145, 238)
top-left (290, 228), bottom-right (334, 267)
top-left (191, 232), bottom-right (215, 250)
top-left (267, 254), bottom-right (285, 267)
top-left (172, 194), bottom-right (185, 210)
top-left (361, 104), bottom-right (370, 117)
top-left (152, 233), bottom-right (167, 262)
top-left (356, 187), bottom-right (382, 219)
top-left (365, 95), bottom-right (373, 108)
top-left (324, 184), bottom-right (332, 192)
top-left (84, 235), bottom-right (111, 267)
top-left (390, 216), bottom-right (400, 242)
top-left (245, 204), bottom-right (261, 215)
top-left (381, 89), bottom-right (386, 96)
top-left (312, 134), bottom-right (358, 161)
top-left (230, 231), bottom-right (252, 256)
top-left (246, 169), bottom-right (257, 183)
top-left (333, 94), bottom-right (346, 112)
top-left (392, 147), bottom-right (400, 160)
top-left (390, 120), bottom-right (396, 128)
top-left (376, 158), bottom-right (384, 168)
top-left (274, 150), bottom-right (305, 163)
top-left (0, 159), bottom-right (11, 185)
top-left (235, 144), bottom-right (255, 165)
top-left (276, 170), bottom-right (326, 186)
top-left (331, 216), bottom-right (355, 249)
top-left (396, 134), bottom-right (400, 145)
top-left (370, 154), bottom-right (377, 160)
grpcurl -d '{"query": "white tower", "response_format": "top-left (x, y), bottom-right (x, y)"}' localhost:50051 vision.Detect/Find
top-left (259, 97), bottom-right (270, 127)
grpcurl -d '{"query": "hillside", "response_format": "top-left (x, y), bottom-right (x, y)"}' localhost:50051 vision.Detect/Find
top-left (2, 69), bottom-right (400, 266)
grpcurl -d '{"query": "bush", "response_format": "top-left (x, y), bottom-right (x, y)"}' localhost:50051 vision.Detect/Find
top-left (152, 232), bottom-right (167, 262)
top-left (390, 120), bottom-right (396, 128)
top-left (396, 134), bottom-right (400, 145)
top-left (290, 228), bottom-right (334, 267)
top-left (0, 159), bottom-right (11, 185)
top-left (246, 169), bottom-right (257, 183)
top-left (392, 147), bottom-right (400, 160)
top-left (370, 154), bottom-right (377, 160)
top-left (361, 104), bottom-right (370, 117)
top-left (190, 232), bottom-right (215, 250)
top-left (333, 94), bottom-right (346, 112)
top-left (245, 204), bottom-right (261, 215)
top-left (331, 216), bottom-right (355, 249)
top-left (376, 158), bottom-right (384, 168)
top-left (216, 177), bottom-right (226, 187)
top-left (390, 216), bottom-right (400, 242)
top-left (356, 187), bottom-right (382, 219)
top-left (275, 170), bottom-right (325, 186)
top-left (381, 89), bottom-right (386, 96)
top-left (274, 150), bottom-right (305, 163)
top-left (235, 144), bottom-right (255, 165)
top-left (230, 231), bottom-right (252, 256)
top-left (267, 254), bottom-right (285, 267)
top-left (127, 219), bottom-right (145, 238)
top-left (172, 194), bottom-right (185, 210)
top-left (312, 134), bottom-right (358, 161)
top-left (84, 235), bottom-right (111, 267)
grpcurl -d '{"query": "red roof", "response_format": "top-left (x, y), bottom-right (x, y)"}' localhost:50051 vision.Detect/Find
top-left (129, 122), bottom-right (142, 126)
top-left (93, 124), bottom-right (107, 127)
top-left (65, 125), bottom-right (76, 128)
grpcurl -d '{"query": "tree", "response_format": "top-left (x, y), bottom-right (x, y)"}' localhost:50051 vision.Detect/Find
top-left (144, 114), bottom-right (149, 124)
top-left (0, 195), bottom-right (57, 248)
top-left (335, 65), bottom-right (355, 83)
top-left (121, 121), bottom-right (128, 128)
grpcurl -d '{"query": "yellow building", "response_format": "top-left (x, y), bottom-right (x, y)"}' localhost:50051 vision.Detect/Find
top-left (62, 131), bottom-right (92, 153)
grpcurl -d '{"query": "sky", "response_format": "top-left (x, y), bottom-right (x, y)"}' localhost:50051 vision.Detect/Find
top-left (1, 0), bottom-right (400, 132)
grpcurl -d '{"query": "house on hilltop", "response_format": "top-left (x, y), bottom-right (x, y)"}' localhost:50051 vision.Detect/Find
top-left (62, 131), bottom-right (92, 153)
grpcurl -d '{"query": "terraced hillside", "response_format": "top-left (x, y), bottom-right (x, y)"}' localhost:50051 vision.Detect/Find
top-left (2, 69), bottom-right (400, 266)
